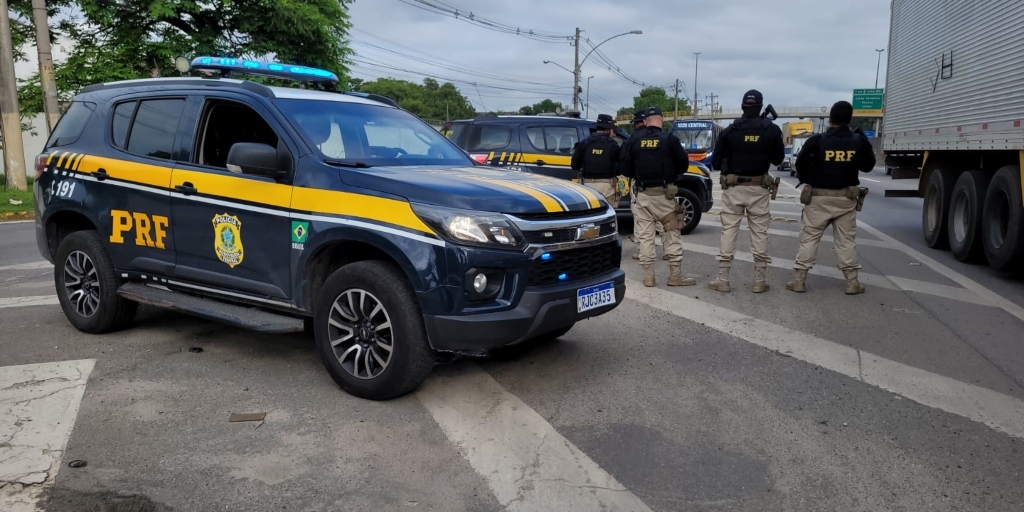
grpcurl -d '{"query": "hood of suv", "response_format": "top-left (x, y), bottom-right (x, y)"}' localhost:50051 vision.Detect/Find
top-left (341, 165), bottom-right (606, 214)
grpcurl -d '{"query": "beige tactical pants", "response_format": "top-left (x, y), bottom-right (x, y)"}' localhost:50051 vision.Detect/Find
top-left (794, 196), bottom-right (860, 271)
top-left (581, 178), bottom-right (618, 207)
top-left (635, 189), bottom-right (682, 265)
top-left (717, 184), bottom-right (772, 265)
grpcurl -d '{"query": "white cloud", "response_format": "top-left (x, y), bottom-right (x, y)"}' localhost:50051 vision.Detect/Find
top-left (348, 0), bottom-right (891, 117)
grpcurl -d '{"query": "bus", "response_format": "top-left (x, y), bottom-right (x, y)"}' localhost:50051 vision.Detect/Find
top-left (671, 120), bottom-right (723, 166)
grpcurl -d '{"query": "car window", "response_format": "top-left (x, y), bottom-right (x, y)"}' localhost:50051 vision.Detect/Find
top-left (469, 125), bottom-right (511, 151)
top-left (111, 101), bottom-right (136, 149)
top-left (45, 101), bottom-right (95, 149)
top-left (195, 100), bottom-right (279, 169)
top-left (125, 99), bottom-right (186, 160)
top-left (276, 99), bottom-right (472, 167)
top-left (525, 126), bottom-right (579, 154)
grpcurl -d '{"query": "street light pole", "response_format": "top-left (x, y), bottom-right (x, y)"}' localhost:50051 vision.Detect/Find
top-left (692, 52), bottom-right (700, 119)
top-left (571, 29), bottom-right (642, 110)
top-left (586, 75), bottom-right (594, 119)
top-left (874, 48), bottom-right (885, 88)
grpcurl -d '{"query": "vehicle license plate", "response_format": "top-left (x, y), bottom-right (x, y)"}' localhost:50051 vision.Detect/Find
top-left (577, 281), bottom-right (615, 313)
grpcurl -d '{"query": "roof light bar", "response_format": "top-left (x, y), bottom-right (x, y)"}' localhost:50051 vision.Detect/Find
top-left (189, 56), bottom-right (339, 84)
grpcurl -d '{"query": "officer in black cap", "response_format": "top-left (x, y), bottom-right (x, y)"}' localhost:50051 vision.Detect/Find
top-left (622, 110), bottom-right (649, 260)
top-left (572, 114), bottom-right (622, 206)
top-left (708, 89), bottom-right (785, 294)
top-left (623, 106), bottom-right (695, 287)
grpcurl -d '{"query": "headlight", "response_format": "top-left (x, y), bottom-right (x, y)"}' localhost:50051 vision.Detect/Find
top-left (412, 204), bottom-right (525, 249)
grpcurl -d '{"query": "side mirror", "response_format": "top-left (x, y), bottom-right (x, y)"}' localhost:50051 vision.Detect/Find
top-left (226, 142), bottom-right (282, 177)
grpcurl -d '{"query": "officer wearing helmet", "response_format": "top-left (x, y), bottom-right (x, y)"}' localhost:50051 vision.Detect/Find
top-left (572, 114), bottom-right (621, 206)
top-left (623, 106), bottom-right (696, 287)
top-left (708, 89), bottom-right (785, 293)
top-left (786, 100), bottom-right (875, 294)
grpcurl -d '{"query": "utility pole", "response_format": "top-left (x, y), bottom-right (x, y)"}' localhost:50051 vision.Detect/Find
top-left (708, 92), bottom-right (718, 121)
top-left (572, 27), bottom-right (581, 111)
top-left (586, 75), bottom-right (594, 119)
top-left (692, 52), bottom-right (700, 119)
top-left (874, 48), bottom-right (885, 89)
top-left (31, 0), bottom-right (59, 133)
top-left (673, 79), bottom-right (680, 121)
top-left (0, 0), bottom-right (28, 191)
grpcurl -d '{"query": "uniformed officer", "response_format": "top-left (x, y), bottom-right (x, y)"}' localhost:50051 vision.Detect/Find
top-left (708, 90), bottom-right (785, 293)
top-left (623, 110), bottom-right (666, 261)
top-left (786, 100), bottom-right (875, 294)
top-left (623, 106), bottom-right (695, 287)
top-left (572, 114), bottom-right (621, 206)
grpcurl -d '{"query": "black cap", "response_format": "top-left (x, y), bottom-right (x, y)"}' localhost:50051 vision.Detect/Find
top-left (742, 89), bottom-right (763, 107)
top-left (646, 106), bottom-right (664, 117)
top-left (632, 111), bottom-right (646, 124)
top-left (595, 113), bottom-right (614, 130)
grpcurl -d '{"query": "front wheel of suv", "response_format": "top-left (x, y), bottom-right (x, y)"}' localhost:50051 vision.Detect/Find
top-left (54, 230), bottom-right (138, 333)
top-left (313, 260), bottom-right (435, 400)
top-left (676, 188), bottom-right (702, 235)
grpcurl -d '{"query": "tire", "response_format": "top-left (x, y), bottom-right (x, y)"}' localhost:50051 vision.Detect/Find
top-left (981, 166), bottom-right (1024, 272)
top-left (948, 170), bottom-right (991, 262)
top-left (922, 167), bottom-right (958, 249)
top-left (313, 260), bottom-right (434, 400)
top-left (676, 188), bottom-right (702, 235)
top-left (54, 231), bottom-right (138, 334)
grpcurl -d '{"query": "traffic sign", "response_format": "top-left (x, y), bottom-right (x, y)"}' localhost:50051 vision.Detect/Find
top-left (862, 130), bottom-right (876, 138)
top-left (853, 88), bottom-right (884, 116)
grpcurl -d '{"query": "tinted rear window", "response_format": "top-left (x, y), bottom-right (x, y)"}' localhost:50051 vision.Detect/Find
top-left (125, 99), bottom-right (185, 160)
top-left (45, 101), bottom-right (96, 148)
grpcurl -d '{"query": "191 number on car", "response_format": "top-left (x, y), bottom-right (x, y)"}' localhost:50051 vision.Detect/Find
top-left (50, 180), bottom-right (77, 199)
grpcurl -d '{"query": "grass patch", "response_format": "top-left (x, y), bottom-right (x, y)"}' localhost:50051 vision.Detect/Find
top-left (0, 175), bottom-right (35, 215)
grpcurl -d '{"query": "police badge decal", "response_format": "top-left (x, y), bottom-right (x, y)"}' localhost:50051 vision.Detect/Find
top-left (212, 213), bottom-right (244, 268)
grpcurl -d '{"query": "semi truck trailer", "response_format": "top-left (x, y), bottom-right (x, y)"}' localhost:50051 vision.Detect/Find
top-left (882, 0), bottom-right (1024, 271)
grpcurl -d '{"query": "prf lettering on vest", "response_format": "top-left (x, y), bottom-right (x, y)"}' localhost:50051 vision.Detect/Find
top-left (110, 210), bottom-right (169, 249)
top-left (824, 150), bottom-right (857, 162)
top-left (744, 135), bottom-right (760, 142)
top-left (591, 148), bottom-right (604, 155)
top-left (640, 139), bottom-right (660, 148)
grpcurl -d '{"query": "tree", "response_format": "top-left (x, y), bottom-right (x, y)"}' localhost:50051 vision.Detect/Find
top-left (355, 77), bottom-right (474, 122)
top-left (517, 99), bottom-right (563, 116)
top-left (12, 0), bottom-right (355, 116)
top-left (616, 106), bottom-right (634, 117)
top-left (633, 87), bottom-right (689, 117)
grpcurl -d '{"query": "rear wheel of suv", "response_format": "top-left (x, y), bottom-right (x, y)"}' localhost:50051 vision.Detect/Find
top-left (313, 260), bottom-right (435, 400)
top-left (54, 230), bottom-right (138, 333)
top-left (676, 188), bottom-right (702, 235)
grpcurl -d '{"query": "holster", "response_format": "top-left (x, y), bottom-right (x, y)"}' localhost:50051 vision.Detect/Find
top-left (719, 173), bottom-right (738, 190)
top-left (800, 186), bottom-right (813, 205)
top-left (856, 187), bottom-right (869, 212)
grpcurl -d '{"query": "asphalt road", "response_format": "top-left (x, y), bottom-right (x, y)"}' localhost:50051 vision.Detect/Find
top-left (2, 169), bottom-right (1024, 512)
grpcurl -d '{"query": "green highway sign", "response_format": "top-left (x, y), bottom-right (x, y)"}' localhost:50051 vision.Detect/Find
top-left (852, 88), bottom-right (884, 115)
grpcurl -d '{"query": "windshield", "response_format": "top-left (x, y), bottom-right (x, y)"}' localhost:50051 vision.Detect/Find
top-left (276, 99), bottom-right (472, 167)
top-left (672, 128), bottom-right (715, 151)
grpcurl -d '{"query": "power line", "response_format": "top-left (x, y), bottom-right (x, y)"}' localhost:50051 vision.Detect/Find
top-left (349, 58), bottom-right (570, 95)
top-left (395, 0), bottom-right (573, 43)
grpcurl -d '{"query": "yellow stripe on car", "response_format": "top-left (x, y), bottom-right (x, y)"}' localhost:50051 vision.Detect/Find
top-left (292, 187), bottom-right (436, 235)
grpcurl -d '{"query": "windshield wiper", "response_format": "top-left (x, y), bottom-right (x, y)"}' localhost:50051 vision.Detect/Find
top-left (324, 159), bottom-right (372, 168)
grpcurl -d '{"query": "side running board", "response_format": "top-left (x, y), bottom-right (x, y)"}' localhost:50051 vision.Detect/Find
top-left (117, 282), bottom-right (305, 334)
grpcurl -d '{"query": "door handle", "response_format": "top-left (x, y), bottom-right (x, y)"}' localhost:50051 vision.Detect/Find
top-left (94, 168), bottom-right (108, 181)
top-left (175, 182), bottom-right (197, 195)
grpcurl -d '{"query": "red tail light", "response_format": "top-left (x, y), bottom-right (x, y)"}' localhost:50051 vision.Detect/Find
top-left (34, 154), bottom-right (49, 179)
top-left (470, 153), bottom-right (489, 164)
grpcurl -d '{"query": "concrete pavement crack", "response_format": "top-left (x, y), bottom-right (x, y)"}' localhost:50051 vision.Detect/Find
top-left (1, 377), bottom-right (69, 391)
top-left (11, 383), bottom-right (81, 406)
top-left (857, 350), bottom-right (863, 381)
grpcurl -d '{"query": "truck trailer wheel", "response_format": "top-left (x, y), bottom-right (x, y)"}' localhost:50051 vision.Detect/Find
top-left (981, 166), bottom-right (1024, 272)
top-left (948, 170), bottom-right (991, 262)
top-left (313, 260), bottom-right (435, 400)
top-left (922, 167), bottom-right (957, 249)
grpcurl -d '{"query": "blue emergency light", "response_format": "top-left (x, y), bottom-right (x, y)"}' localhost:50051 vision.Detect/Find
top-left (189, 56), bottom-right (339, 84)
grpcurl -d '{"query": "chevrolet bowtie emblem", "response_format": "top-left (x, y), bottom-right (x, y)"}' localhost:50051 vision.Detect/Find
top-left (574, 224), bottom-right (600, 241)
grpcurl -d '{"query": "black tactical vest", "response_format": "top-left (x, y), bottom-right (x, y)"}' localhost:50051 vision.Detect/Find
top-left (631, 128), bottom-right (673, 185)
top-left (811, 129), bottom-right (863, 189)
top-left (581, 135), bottom-right (617, 179)
top-left (723, 116), bottom-right (773, 176)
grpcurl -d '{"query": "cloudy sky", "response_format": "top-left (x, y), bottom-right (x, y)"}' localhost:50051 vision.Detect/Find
top-left (348, 0), bottom-right (892, 117)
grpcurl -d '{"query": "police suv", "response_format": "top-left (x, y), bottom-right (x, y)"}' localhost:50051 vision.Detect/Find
top-left (443, 114), bottom-right (714, 234)
top-left (33, 58), bottom-right (625, 400)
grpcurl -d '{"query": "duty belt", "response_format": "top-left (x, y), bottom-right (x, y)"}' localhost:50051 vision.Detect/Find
top-left (735, 176), bottom-right (764, 186)
top-left (809, 188), bottom-right (851, 197)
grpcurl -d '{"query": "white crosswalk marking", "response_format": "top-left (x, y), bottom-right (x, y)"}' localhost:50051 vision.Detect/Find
top-left (626, 281), bottom-right (1024, 439)
top-left (1, 360), bottom-right (95, 512)
top-left (417, 364), bottom-right (653, 512)
top-left (0, 296), bottom-right (60, 309)
top-left (0, 262), bottom-right (51, 272)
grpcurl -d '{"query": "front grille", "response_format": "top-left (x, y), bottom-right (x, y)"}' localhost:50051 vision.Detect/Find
top-left (513, 207), bottom-right (607, 221)
top-left (528, 242), bottom-right (617, 287)
top-left (522, 220), bottom-right (617, 244)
